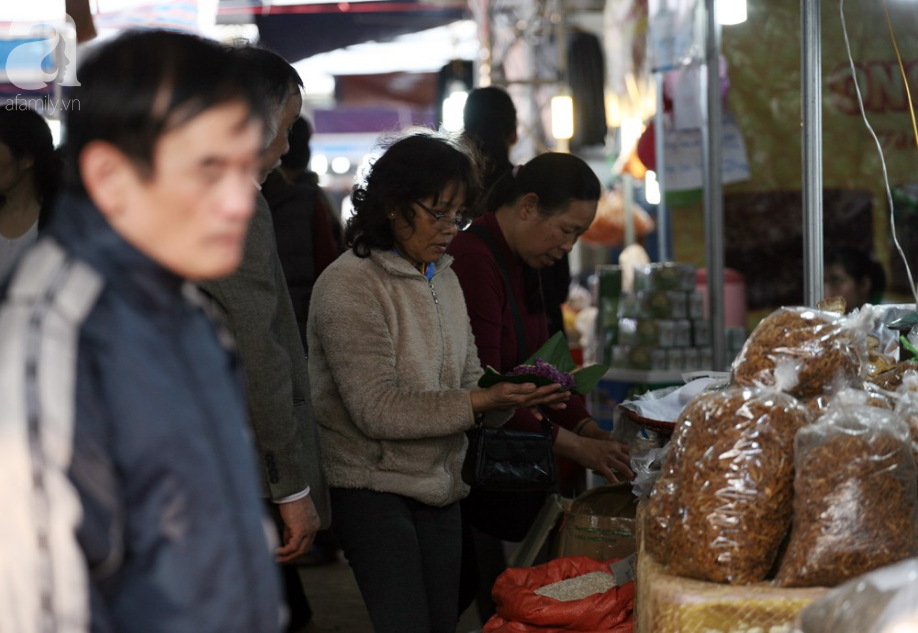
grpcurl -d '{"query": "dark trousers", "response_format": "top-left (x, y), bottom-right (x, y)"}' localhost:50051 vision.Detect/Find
top-left (330, 487), bottom-right (462, 633)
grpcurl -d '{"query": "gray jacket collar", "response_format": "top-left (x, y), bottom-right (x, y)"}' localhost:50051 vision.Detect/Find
top-left (369, 248), bottom-right (454, 279)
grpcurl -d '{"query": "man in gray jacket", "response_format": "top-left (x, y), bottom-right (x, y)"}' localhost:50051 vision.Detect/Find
top-left (197, 45), bottom-right (329, 632)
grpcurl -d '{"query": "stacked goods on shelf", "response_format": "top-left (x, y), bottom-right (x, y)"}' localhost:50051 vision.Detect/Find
top-left (636, 305), bottom-right (918, 632)
top-left (595, 262), bottom-right (745, 372)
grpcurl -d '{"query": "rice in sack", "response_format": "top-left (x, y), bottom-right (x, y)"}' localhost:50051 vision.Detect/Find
top-left (650, 379), bottom-right (810, 584)
top-left (732, 306), bottom-right (871, 398)
top-left (776, 390), bottom-right (918, 588)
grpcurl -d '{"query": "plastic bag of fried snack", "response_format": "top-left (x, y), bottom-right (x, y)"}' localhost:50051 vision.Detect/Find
top-left (893, 372), bottom-right (918, 479)
top-left (803, 383), bottom-right (894, 420)
top-left (732, 306), bottom-right (873, 398)
top-left (645, 379), bottom-right (810, 584)
top-left (776, 390), bottom-right (917, 588)
top-left (793, 558), bottom-right (918, 633)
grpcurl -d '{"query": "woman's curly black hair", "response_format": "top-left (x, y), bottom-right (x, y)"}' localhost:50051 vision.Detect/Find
top-left (345, 129), bottom-right (480, 257)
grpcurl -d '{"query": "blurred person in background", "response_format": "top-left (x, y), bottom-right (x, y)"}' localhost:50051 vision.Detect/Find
top-left (197, 45), bottom-right (329, 633)
top-left (462, 86), bottom-right (570, 338)
top-left (0, 30), bottom-right (282, 632)
top-left (0, 106), bottom-right (62, 279)
top-left (278, 116), bottom-right (344, 251)
top-left (262, 116), bottom-right (344, 348)
top-left (461, 86), bottom-right (517, 197)
top-left (307, 130), bottom-right (569, 633)
top-left (824, 247), bottom-right (887, 313)
top-left (448, 152), bottom-right (634, 621)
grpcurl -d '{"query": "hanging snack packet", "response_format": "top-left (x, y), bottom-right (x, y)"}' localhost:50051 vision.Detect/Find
top-left (776, 390), bottom-right (917, 588)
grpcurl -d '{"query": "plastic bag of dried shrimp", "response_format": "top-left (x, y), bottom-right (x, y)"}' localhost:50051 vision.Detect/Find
top-left (645, 376), bottom-right (810, 584)
top-left (732, 306), bottom-right (873, 398)
top-left (793, 557), bottom-right (918, 633)
top-left (775, 389), bottom-right (918, 588)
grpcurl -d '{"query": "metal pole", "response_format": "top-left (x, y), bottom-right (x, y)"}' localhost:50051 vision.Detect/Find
top-left (703, 0), bottom-right (726, 371)
top-left (802, 0), bottom-right (823, 306)
top-left (654, 72), bottom-right (669, 261)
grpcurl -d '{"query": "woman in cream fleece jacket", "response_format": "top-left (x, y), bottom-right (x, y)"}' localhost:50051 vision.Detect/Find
top-left (307, 131), bottom-right (566, 633)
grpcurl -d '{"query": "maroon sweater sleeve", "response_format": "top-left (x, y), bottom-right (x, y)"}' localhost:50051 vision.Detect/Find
top-left (449, 217), bottom-right (591, 439)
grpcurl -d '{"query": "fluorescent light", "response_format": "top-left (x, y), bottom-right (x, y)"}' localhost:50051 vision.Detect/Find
top-left (441, 90), bottom-right (467, 132)
top-left (645, 170), bottom-right (661, 205)
top-left (717, 0), bottom-right (747, 25)
top-left (331, 156), bottom-right (351, 174)
top-left (311, 154), bottom-right (329, 175)
top-left (551, 95), bottom-right (574, 140)
top-left (619, 117), bottom-right (644, 156)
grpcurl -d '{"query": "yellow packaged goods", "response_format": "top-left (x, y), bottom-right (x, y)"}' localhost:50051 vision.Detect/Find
top-left (775, 393), bottom-right (917, 588)
top-left (732, 307), bottom-right (866, 398)
top-left (553, 483), bottom-right (637, 561)
top-left (645, 385), bottom-right (810, 584)
top-left (635, 506), bottom-right (828, 633)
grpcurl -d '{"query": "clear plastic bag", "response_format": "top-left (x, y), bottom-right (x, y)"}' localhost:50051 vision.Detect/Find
top-left (776, 390), bottom-right (918, 588)
top-left (644, 383), bottom-right (810, 584)
top-left (732, 306), bottom-right (872, 398)
top-left (630, 444), bottom-right (667, 500)
top-left (794, 557), bottom-right (918, 633)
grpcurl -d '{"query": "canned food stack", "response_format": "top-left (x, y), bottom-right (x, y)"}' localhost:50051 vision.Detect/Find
top-left (596, 262), bottom-right (730, 372)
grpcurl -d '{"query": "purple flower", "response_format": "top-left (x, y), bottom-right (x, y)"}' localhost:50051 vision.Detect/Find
top-left (508, 357), bottom-right (576, 391)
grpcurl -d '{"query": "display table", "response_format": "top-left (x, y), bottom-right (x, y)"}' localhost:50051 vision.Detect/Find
top-left (590, 368), bottom-right (685, 430)
top-left (634, 503), bottom-right (828, 633)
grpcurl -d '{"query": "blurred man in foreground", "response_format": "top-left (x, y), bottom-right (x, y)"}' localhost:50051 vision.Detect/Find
top-left (0, 30), bottom-right (283, 633)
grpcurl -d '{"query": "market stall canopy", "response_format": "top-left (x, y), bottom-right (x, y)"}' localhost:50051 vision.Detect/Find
top-left (219, 0), bottom-right (470, 61)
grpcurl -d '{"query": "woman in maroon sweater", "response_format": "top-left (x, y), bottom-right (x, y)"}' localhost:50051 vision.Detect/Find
top-left (449, 153), bottom-right (632, 481)
top-left (449, 153), bottom-right (633, 620)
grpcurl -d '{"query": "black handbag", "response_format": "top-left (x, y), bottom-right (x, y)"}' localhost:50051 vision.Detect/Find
top-left (461, 223), bottom-right (557, 493)
top-left (462, 416), bottom-right (556, 491)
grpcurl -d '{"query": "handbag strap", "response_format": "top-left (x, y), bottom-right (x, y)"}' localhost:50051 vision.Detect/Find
top-left (467, 223), bottom-right (552, 436)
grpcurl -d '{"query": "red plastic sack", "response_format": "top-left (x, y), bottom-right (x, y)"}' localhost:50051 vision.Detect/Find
top-left (483, 556), bottom-right (634, 633)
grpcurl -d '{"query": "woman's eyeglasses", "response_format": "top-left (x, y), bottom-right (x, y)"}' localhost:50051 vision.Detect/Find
top-left (415, 201), bottom-right (471, 231)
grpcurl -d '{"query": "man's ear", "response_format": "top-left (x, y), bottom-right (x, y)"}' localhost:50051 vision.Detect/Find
top-left (79, 141), bottom-right (135, 220)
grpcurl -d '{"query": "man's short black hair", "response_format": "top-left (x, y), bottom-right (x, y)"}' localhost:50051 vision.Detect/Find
top-left (64, 30), bottom-right (265, 194)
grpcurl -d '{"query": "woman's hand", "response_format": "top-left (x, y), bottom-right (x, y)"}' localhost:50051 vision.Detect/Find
top-left (470, 382), bottom-right (570, 414)
top-left (553, 426), bottom-right (634, 482)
